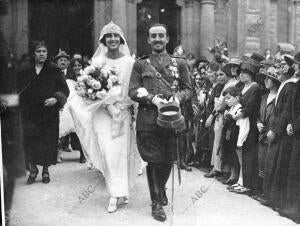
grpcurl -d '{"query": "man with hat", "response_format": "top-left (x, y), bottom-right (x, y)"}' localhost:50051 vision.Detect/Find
top-left (128, 23), bottom-right (193, 222)
top-left (55, 50), bottom-right (72, 162)
top-left (55, 50), bottom-right (71, 77)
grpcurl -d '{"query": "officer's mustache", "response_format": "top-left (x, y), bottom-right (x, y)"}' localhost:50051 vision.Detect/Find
top-left (153, 41), bottom-right (163, 45)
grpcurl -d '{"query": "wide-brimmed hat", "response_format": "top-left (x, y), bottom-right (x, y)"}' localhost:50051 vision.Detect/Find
top-left (259, 59), bottom-right (275, 68)
top-left (55, 51), bottom-right (70, 61)
top-left (240, 60), bottom-right (259, 75)
top-left (223, 57), bottom-right (242, 76)
top-left (284, 52), bottom-right (300, 66)
top-left (198, 55), bottom-right (209, 63)
top-left (250, 53), bottom-right (265, 63)
top-left (265, 67), bottom-right (281, 83)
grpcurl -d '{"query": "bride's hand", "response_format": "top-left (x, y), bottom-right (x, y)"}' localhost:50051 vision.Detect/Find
top-left (107, 105), bottom-right (120, 117)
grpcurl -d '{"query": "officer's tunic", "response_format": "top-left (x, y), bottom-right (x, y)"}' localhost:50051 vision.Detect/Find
top-left (128, 53), bottom-right (193, 164)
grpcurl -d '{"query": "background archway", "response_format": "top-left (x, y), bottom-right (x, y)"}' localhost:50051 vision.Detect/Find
top-left (137, 0), bottom-right (181, 57)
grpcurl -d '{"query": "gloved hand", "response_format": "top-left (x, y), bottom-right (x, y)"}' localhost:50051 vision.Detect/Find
top-left (152, 95), bottom-right (168, 106)
top-left (168, 96), bottom-right (180, 104)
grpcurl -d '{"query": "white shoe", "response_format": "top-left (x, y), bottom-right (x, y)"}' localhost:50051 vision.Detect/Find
top-left (107, 197), bottom-right (118, 213)
top-left (138, 168), bottom-right (143, 175)
top-left (57, 157), bottom-right (63, 163)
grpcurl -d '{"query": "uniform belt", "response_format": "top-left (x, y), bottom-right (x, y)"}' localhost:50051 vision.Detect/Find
top-left (0, 94), bottom-right (19, 107)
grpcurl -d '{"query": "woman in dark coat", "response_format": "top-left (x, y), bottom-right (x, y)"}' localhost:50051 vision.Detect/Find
top-left (233, 60), bottom-right (261, 194)
top-left (281, 54), bottom-right (300, 222)
top-left (253, 67), bottom-right (280, 202)
top-left (18, 41), bottom-right (69, 184)
top-left (264, 59), bottom-right (297, 209)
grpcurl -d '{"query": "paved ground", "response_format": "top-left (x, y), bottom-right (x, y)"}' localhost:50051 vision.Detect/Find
top-left (7, 151), bottom-right (299, 226)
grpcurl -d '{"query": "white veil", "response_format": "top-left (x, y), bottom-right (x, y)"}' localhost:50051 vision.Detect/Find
top-left (92, 21), bottom-right (131, 68)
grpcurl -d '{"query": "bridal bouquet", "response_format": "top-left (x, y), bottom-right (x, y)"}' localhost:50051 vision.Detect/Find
top-left (76, 64), bottom-right (120, 101)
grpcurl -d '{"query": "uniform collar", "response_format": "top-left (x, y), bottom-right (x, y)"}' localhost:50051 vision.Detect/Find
top-left (150, 52), bottom-right (171, 69)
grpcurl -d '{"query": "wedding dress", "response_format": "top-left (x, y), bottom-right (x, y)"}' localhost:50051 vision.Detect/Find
top-left (68, 22), bottom-right (138, 198)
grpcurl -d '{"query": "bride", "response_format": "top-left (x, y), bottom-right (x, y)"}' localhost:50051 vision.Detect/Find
top-left (68, 22), bottom-right (137, 213)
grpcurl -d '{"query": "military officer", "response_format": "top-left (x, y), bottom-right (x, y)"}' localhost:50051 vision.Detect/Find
top-left (128, 23), bottom-right (193, 222)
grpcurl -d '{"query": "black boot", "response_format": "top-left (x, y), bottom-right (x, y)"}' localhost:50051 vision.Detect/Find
top-left (26, 164), bottom-right (38, 185)
top-left (146, 165), bottom-right (166, 222)
top-left (159, 164), bottom-right (172, 206)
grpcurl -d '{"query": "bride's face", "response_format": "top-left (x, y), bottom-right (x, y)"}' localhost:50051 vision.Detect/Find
top-left (105, 33), bottom-right (121, 51)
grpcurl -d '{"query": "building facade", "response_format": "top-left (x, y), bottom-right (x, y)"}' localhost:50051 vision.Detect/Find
top-left (1, 0), bottom-right (300, 60)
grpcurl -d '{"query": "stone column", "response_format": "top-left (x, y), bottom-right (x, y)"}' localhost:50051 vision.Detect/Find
top-left (294, 0), bottom-right (300, 51)
top-left (181, 1), bottom-right (195, 54)
top-left (265, 0), bottom-right (278, 52)
top-left (0, 0), bottom-right (29, 58)
top-left (93, 0), bottom-right (111, 50)
top-left (199, 0), bottom-right (216, 60)
top-left (112, 0), bottom-right (128, 37)
top-left (126, 0), bottom-right (142, 55)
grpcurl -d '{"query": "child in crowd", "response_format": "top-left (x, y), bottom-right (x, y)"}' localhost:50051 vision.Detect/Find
top-left (221, 87), bottom-right (250, 192)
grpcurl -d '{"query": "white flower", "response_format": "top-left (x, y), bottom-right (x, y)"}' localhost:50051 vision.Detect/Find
top-left (96, 90), bottom-right (107, 99)
top-left (107, 79), bottom-right (113, 89)
top-left (109, 75), bottom-right (118, 84)
top-left (83, 65), bottom-right (96, 75)
top-left (87, 89), bottom-right (93, 94)
top-left (91, 81), bottom-right (101, 90)
top-left (137, 87), bottom-right (149, 98)
top-left (86, 77), bottom-right (94, 86)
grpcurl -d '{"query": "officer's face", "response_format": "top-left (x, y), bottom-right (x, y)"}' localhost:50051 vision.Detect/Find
top-left (105, 33), bottom-right (121, 51)
top-left (148, 26), bottom-right (169, 53)
top-left (57, 57), bottom-right (69, 70)
top-left (34, 46), bottom-right (47, 64)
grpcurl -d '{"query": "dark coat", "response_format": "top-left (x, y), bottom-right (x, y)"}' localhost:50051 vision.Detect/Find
top-left (239, 83), bottom-right (261, 190)
top-left (128, 53), bottom-right (194, 131)
top-left (18, 61), bottom-right (69, 166)
top-left (264, 81), bottom-right (297, 209)
top-left (286, 80), bottom-right (300, 207)
top-left (257, 94), bottom-right (276, 178)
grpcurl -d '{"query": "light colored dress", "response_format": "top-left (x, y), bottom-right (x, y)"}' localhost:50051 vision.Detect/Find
top-left (69, 55), bottom-right (138, 197)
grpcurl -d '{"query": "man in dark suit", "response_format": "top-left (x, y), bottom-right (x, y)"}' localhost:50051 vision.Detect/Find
top-left (128, 24), bottom-right (193, 222)
top-left (55, 51), bottom-right (72, 162)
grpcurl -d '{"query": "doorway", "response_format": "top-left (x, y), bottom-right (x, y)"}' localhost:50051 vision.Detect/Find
top-left (28, 0), bottom-right (94, 58)
top-left (137, 0), bottom-right (181, 57)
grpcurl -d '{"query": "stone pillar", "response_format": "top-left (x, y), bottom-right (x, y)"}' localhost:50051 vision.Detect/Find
top-left (265, 0), bottom-right (278, 52)
top-left (181, 1), bottom-right (195, 54)
top-left (93, 0), bottom-right (111, 50)
top-left (126, 0), bottom-right (142, 55)
top-left (112, 0), bottom-right (128, 37)
top-left (293, 0), bottom-right (300, 51)
top-left (0, 0), bottom-right (29, 58)
top-left (199, 0), bottom-right (216, 60)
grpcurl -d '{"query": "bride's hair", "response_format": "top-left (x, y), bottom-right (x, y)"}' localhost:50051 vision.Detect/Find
top-left (99, 34), bottom-right (125, 46)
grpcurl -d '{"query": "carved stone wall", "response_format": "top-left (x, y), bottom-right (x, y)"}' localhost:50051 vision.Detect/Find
top-left (0, 0), bottom-right (29, 58)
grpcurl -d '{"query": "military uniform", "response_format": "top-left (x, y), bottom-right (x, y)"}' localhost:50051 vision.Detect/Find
top-left (128, 53), bottom-right (193, 163)
top-left (129, 52), bottom-right (193, 221)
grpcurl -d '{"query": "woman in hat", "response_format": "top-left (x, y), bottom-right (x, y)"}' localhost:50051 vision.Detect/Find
top-left (229, 60), bottom-right (261, 194)
top-left (204, 65), bottom-right (238, 179)
top-left (264, 57), bottom-right (298, 209)
top-left (68, 22), bottom-right (137, 213)
top-left (18, 40), bottom-right (69, 184)
top-left (252, 67), bottom-right (281, 203)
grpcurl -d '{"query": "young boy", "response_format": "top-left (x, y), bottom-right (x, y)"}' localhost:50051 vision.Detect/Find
top-left (222, 87), bottom-right (250, 192)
